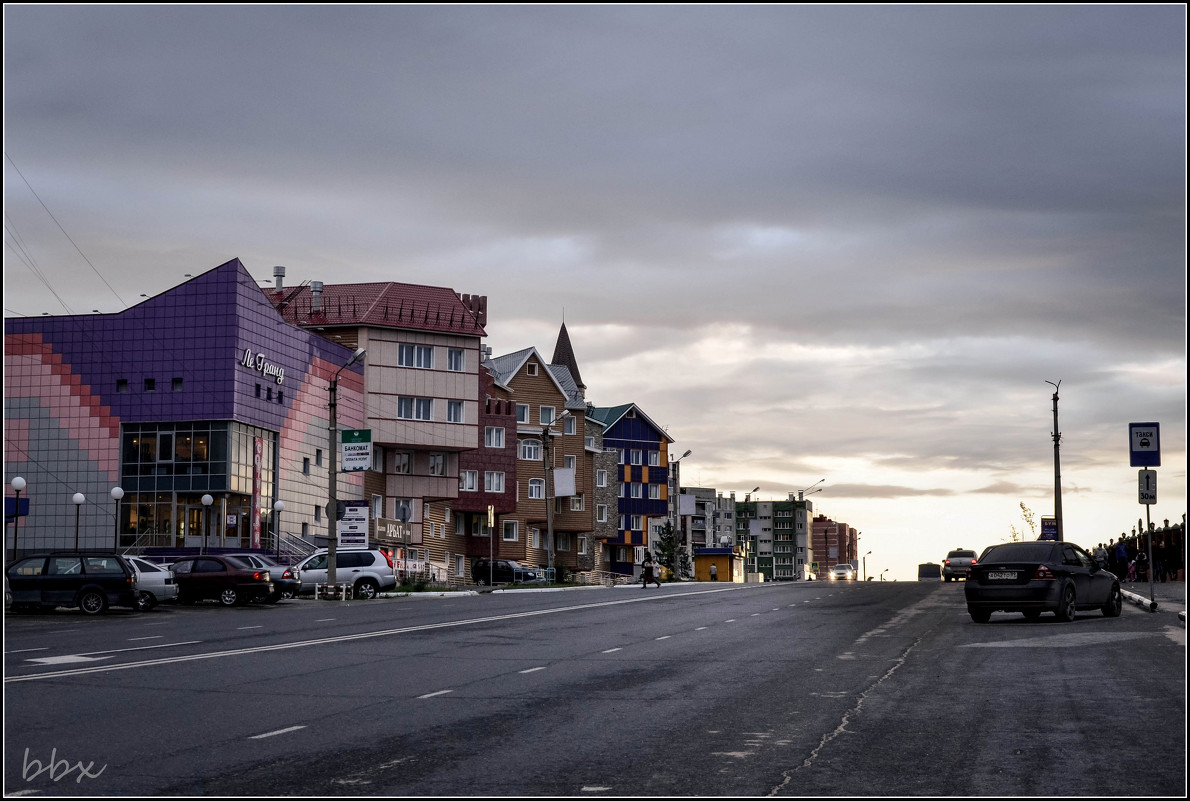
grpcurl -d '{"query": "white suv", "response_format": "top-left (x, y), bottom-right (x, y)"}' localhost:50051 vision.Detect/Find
top-left (293, 549), bottom-right (396, 599)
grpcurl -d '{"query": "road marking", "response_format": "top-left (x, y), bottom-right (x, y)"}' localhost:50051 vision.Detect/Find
top-left (28, 655), bottom-right (112, 665)
top-left (5, 588), bottom-right (767, 683)
top-left (963, 632), bottom-right (1156, 648)
top-left (128, 636), bottom-right (164, 641)
top-left (751, 613), bottom-right (761, 617)
top-left (581, 787), bottom-right (612, 792)
top-left (655, 635), bottom-right (671, 640)
top-left (79, 641), bottom-right (201, 657)
top-left (602, 647), bottom-right (622, 653)
top-left (237, 626), bottom-right (263, 630)
top-left (316, 618), bottom-right (336, 622)
top-left (695, 626), bottom-right (707, 631)
top-left (519, 666), bottom-right (547, 673)
top-left (249, 725), bottom-right (306, 739)
top-left (418, 690), bottom-right (453, 699)
top-left (725, 619), bottom-right (736, 623)
top-left (6, 648), bottom-right (49, 654)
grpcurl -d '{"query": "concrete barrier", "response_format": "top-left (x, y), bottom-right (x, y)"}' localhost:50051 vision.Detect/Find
top-left (1120, 587), bottom-right (1158, 612)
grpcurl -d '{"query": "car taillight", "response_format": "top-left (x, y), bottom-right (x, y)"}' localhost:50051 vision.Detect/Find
top-left (253, 571), bottom-right (267, 581)
top-left (283, 569), bottom-right (293, 579)
top-left (382, 551), bottom-right (394, 569)
top-left (1033, 565), bottom-right (1055, 580)
top-left (944, 559), bottom-right (951, 565)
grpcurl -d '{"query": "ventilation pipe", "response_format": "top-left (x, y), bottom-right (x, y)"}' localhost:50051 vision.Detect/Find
top-left (273, 265), bottom-right (285, 290)
top-left (311, 281), bottom-right (323, 313)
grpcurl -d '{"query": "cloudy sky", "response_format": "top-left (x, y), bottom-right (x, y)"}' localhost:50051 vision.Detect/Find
top-left (4, 5), bottom-right (1185, 579)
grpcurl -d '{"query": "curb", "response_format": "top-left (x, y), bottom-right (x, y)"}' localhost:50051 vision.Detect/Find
top-left (1120, 588), bottom-right (1159, 612)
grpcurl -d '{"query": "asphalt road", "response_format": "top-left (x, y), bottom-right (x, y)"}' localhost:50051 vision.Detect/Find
top-left (4, 581), bottom-right (1185, 796)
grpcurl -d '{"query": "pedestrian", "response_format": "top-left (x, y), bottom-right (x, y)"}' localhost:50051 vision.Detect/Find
top-left (642, 552), bottom-right (660, 589)
top-left (1113, 539), bottom-right (1129, 580)
top-left (1134, 549), bottom-right (1149, 582)
top-left (710, 562), bottom-right (718, 582)
top-left (1093, 543), bottom-right (1107, 570)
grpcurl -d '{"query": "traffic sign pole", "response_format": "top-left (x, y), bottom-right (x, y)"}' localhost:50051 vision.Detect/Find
top-left (1129, 423), bottom-right (1161, 609)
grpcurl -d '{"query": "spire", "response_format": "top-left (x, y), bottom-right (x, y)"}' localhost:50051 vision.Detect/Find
top-left (551, 321), bottom-right (585, 391)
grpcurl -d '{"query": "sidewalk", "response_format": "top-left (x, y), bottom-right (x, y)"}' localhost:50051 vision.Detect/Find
top-left (1120, 579), bottom-right (1185, 623)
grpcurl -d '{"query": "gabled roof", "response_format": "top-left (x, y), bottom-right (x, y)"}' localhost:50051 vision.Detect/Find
top-left (547, 364), bottom-right (587, 411)
top-left (587, 403), bottom-right (674, 444)
top-left (488, 346), bottom-right (569, 398)
top-left (263, 281), bottom-right (486, 337)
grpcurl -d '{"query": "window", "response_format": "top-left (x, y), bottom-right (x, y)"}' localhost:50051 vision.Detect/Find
top-left (144, 378), bottom-right (156, 392)
top-left (455, 555), bottom-right (465, 577)
top-left (619, 483), bottom-right (626, 498)
top-left (579, 537), bottom-right (588, 555)
top-left (315, 449), bottom-right (323, 467)
top-left (527, 363), bottom-right (538, 376)
top-left (172, 377), bottom-right (184, 392)
top-left (516, 404), bottom-right (529, 424)
top-left (564, 455), bottom-right (576, 470)
top-left (519, 439), bottom-right (541, 461)
top-left (540, 406), bottom-right (555, 425)
top-left (596, 470), bottom-right (607, 487)
top-left (447, 400), bottom-right (464, 423)
top-left (596, 504), bottom-right (607, 523)
top-left (564, 416), bottom-right (576, 435)
top-left (649, 450), bottom-right (660, 466)
top-left (485, 426), bottom-right (505, 448)
top-left (558, 533), bottom-right (571, 551)
top-left (530, 528), bottom-right (541, 548)
top-left (303, 457), bottom-right (310, 475)
top-left (314, 505), bottom-right (322, 523)
top-left (399, 344), bottom-right (434, 369)
top-left (503, 521), bottom-right (518, 541)
top-left (429, 453), bottom-right (446, 476)
top-left (631, 515), bottom-right (642, 530)
top-left (372, 494), bottom-right (383, 519)
top-left (459, 470), bottom-right (478, 491)
top-left (528, 478), bottom-right (545, 499)
top-left (117, 379), bottom-right (129, 393)
top-left (391, 452), bottom-right (410, 474)
top-left (630, 450), bottom-right (642, 465)
top-left (570, 494), bottom-right (584, 511)
top-left (631, 483), bottom-right (642, 499)
top-left (484, 472), bottom-right (505, 493)
top-left (397, 397), bottom-right (433, 420)
top-left (372, 447), bottom-right (385, 472)
top-left (649, 484), bottom-right (661, 500)
top-left (448, 348), bottom-right (465, 372)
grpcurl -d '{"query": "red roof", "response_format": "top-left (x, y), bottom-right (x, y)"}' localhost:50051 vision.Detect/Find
top-left (264, 282), bottom-right (486, 336)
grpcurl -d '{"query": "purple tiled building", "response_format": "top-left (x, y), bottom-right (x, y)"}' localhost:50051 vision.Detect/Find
top-left (4, 259), bottom-right (365, 556)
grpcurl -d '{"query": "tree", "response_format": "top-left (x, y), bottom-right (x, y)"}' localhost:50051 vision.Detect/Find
top-left (1008, 503), bottom-right (1038, 542)
top-left (655, 521), bottom-right (680, 580)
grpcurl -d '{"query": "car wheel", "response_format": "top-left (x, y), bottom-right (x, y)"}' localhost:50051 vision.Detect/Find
top-left (355, 579), bottom-right (378, 600)
top-left (136, 591), bottom-right (157, 612)
top-left (280, 589), bottom-right (295, 600)
top-left (219, 588), bottom-right (240, 607)
top-left (1102, 584), bottom-right (1123, 618)
top-left (79, 590), bottom-right (108, 616)
top-left (968, 607), bottom-right (991, 623)
top-left (1022, 610), bottom-right (1042, 621)
top-left (1055, 585), bottom-right (1076, 622)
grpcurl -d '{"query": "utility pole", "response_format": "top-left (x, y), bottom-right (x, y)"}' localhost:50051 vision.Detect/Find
top-left (1047, 380), bottom-right (1063, 542)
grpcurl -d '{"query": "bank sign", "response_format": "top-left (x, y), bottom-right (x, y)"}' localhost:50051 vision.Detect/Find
top-left (341, 429), bottom-right (372, 472)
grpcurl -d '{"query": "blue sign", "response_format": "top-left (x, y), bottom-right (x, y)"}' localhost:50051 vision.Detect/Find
top-left (1040, 518), bottom-right (1058, 541)
top-left (5, 497), bottom-right (29, 520)
top-left (1128, 422), bottom-right (1160, 467)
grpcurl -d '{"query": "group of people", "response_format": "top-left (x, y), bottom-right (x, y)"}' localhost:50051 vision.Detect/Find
top-left (1093, 537), bottom-right (1181, 584)
top-left (641, 552), bottom-right (662, 588)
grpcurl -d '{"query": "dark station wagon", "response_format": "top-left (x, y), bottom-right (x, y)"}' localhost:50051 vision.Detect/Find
top-left (6, 552), bottom-right (139, 615)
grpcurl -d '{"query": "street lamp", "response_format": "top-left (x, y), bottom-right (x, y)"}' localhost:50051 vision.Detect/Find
top-left (328, 346), bottom-right (366, 593)
top-left (111, 487), bottom-right (124, 551)
top-left (668, 449), bottom-right (692, 557)
top-left (542, 410), bottom-right (571, 578)
top-left (273, 500), bottom-right (285, 560)
top-left (72, 493), bottom-right (86, 551)
top-left (881, 569), bottom-right (889, 582)
top-left (863, 550), bottom-right (871, 581)
top-left (10, 476), bottom-right (26, 560)
top-left (201, 494), bottom-right (213, 554)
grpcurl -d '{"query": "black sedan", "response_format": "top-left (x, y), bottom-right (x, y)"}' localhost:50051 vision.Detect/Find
top-left (965, 541), bottom-right (1122, 623)
top-left (170, 555), bottom-right (276, 606)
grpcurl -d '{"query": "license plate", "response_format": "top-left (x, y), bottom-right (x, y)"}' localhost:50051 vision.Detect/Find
top-left (987, 571), bottom-right (1018, 580)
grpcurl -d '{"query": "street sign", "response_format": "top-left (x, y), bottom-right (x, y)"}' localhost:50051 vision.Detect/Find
top-left (341, 429), bottom-right (372, 472)
top-left (1040, 517), bottom-right (1058, 541)
top-left (337, 499), bottom-right (369, 549)
top-left (1128, 422), bottom-right (1160, 467)
top-left (1138, 470), bottom-right (1157, 505)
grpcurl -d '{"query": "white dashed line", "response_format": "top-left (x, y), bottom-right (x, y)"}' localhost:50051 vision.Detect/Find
top-left (655, 635), bottom-right (671, 640)
top-left (695, 626), bottom-right (707, 631)
top-left (418, 689), bottom-right (453, 699)
top-left (602, 647), bottom-right (622, 653)
top-left (237, 626), bottom-right (263, 630)
top-left (128, 636), bottom-right (163, 641)
top-left (519, 666), bottom-right (547, 673)
top-left (249, 725), bottom-right (306, 739)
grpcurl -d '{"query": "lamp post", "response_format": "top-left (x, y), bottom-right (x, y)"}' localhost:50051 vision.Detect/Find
top-left (748, 486), bottom-right (759, 575)
top-left (10, 476), bottom-right (26, 560)
top-left (1046, 380), bottom-right (1064, 542)
top-left (72, 493), bottom-right (85, 552)
top-left (273, 500), bottom-right (285, 560)
top-left (668, 450), bottom-right (692, 556)
top-left (542, 410), bottom-right (570, 579)
top-left (201, 494), bottom-right (213, 555)
top-left (111, 487), bottom-right (124, 551)
top-left (881, 569), bottom-right (889, 582)
top-left (863, 550), bottom-right (871, 582)
top-left (327, 347), bottom-right (366, 592)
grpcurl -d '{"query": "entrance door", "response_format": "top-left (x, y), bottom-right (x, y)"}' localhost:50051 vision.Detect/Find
top-left (183, 506), bottom-right (208, 549)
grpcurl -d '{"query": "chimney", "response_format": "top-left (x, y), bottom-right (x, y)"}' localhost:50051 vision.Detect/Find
top-left (311, 281), bottom-right (323, 313)
top-left (273, 265), bottom-right (286, 289)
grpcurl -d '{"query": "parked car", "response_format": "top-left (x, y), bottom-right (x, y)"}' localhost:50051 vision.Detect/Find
top-left (224, 553), bottom-right (301, 600)
top-left (292, 549), bottom-right (396, 599)
top-left (829, 564), bottom-right (855, 581)
top-left (126, 556), bottom-right (179, 611)
top-left (170, 555), bottom-right (276, 606)
top-left (942, 549), bottom-right (978, 581)
top-left (471, 559), bottom-right (545, 586)
top-left (964, 540), bottom-right (1122, 623)
top-left (5, 552), bottom-right (138, 615)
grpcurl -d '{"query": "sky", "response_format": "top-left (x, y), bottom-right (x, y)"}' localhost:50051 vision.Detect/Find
top-left (4, 5), bottom-right (1186, 581)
